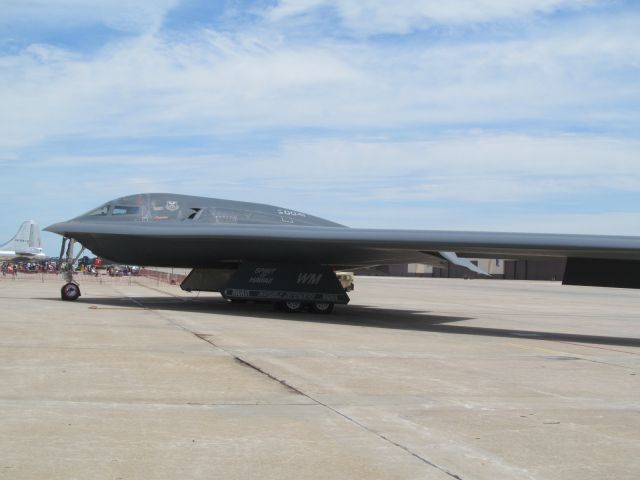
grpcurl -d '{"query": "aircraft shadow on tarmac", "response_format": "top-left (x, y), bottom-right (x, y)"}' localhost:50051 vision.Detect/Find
top-left (42, 295), bottom-right (640, 349)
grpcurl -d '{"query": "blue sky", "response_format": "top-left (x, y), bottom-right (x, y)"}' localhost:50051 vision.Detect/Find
top-left (1, 0), bottom-right (639, 255)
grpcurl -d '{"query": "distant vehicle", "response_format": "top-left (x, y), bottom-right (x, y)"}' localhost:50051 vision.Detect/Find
top-left (105, 264), bottom-right (139, 277)
top-left (46, 193), bottom-right (640, 309)
top-left (336, 272), bottom-right (355, 292)
top-left (0, 220), bottom-right (47, 260)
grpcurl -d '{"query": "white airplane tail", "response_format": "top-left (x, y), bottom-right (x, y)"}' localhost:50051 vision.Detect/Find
top-left (1, 220), bottom-right (44, 256)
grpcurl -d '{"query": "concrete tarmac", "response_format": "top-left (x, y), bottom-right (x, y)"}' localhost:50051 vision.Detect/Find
top-left (1, 274), bottom-right (639, 479)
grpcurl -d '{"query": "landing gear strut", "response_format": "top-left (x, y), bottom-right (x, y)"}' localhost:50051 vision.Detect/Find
top-left (58, 237), bottom-right (85, 301)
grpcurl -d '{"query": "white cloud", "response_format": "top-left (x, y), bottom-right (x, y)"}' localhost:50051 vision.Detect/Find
top-left (0, 31), bottom-right (362, 148)
top-left (32, 133), bottom-right (640, 203)
top-left (267, 0), bottom-right (602, 34)
top-left (1, 0), bottom-right (179, 33)
top-left (235, 135), bottom-right (640, 211)
top-left (0, 13), bottom-right (638, 151)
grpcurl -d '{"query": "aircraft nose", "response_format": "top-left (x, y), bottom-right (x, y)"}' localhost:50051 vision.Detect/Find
top-left (44, 222), bottom-right (67, 235)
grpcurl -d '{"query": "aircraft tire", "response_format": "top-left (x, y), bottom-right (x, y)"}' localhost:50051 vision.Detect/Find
top-left (61, 282), bottom-right (81, 301)
top-left (280, 300), bottom-right (304, 313)
top-left (310, 302), bottom-right (334, 314)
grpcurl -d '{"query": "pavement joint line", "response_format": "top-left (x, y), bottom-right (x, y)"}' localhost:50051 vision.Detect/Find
top-left (504, 342), bottom-right (637, 370)
top-left (573, 357), bottom-right (638, 370)
top-left (115, 289), bottom-right (196, 334)
top-left (196, 333), bottom-right (465, 480)
top-left (0, 344), bottom-right (223, 355)
top-left (133, 280), bottom-right (189, 300)
top-left (560, 341), bottom-right (640, 356)
top-left (0, 399), bottom-right (314, 408)
top-left (120, 287), bottom-right (466, 479)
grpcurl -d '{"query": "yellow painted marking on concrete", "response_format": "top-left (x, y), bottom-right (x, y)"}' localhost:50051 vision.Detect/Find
top-left (561, 341), bottom-right (640, 356)
top-left (504, 342), bottom-right (577, 357)
top-left (88, 306), bottom-right (149, 311)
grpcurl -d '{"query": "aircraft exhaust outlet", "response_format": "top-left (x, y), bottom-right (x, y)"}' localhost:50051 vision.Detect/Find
top-left (563, 258), bottom-right (640, 289)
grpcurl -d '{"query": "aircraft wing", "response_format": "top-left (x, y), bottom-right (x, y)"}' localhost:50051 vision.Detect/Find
top-left (45, 221), bottom-right (640, 257)
top-left (45, 221), bottom-right (640, 287)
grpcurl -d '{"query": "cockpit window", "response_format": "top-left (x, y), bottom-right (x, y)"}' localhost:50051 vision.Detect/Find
top-left (112, 206), bottom-right (140, 216)
top-left (86, 205), bottom-right (110, 216)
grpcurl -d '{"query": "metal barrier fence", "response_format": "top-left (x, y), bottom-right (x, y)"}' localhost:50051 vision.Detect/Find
top-left (0, 268), bottom-right (188, 288)
top-left (139, 269), bottom-right (187, 286)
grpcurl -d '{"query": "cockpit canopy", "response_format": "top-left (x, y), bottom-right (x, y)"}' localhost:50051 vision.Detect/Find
top-left (75, 193), bottom-right (344, 227)
top-left (83, 204), bottom-right (142, 217)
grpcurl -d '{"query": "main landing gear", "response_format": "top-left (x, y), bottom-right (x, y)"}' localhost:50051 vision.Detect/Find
top-left (58, 237), bottom-right (85, 301)
top-left (182, 263), bottom-right (350, 315)
top-left (309, 301), bottom-right (334, 314)
top-left (275, 300), bottom-right (335, 314)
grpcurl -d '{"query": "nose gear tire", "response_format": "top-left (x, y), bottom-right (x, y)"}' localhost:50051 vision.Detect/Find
top-left (61, 282), bottom-right (81, 301)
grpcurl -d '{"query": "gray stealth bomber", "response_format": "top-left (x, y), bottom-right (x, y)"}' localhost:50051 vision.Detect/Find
top-left (46, 193), bottom-right (640, 311)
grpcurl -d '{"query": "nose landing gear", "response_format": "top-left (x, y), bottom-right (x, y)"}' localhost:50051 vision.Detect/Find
top-left (58, 237), bottom-right (85, 301)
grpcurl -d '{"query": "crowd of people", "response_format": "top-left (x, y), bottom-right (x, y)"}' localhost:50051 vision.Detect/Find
top-left (1, 261), bottom-right (58, 276)
top-left (1, 261), bottom-right (140, 277)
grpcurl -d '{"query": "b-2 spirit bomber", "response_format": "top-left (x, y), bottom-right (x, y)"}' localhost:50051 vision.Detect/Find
top-left (46, 193), bottom-right (640, 313)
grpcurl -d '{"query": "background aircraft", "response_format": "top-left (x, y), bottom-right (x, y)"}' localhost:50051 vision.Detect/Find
top-left (46, 193), bottom-right (640, 311)
top-left (0, 220), bottom-right (46, 261)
